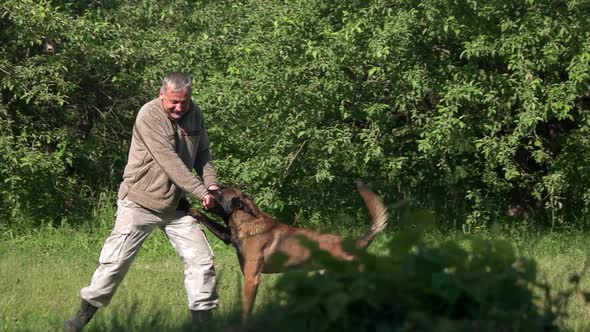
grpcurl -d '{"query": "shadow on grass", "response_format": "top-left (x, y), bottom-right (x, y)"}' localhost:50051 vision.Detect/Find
top-left (79, 302), bottom-right (244, 332)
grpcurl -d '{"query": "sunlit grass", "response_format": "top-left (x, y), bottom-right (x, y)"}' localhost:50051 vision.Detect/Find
top-left (0, 226), bottom-right (281, 331)
top-left (513, 231), bottom-right (590, 332)
top-left (1, 226), bottom-right (589, 331)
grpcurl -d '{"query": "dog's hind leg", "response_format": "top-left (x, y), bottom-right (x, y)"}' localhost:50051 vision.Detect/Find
top-left (241, 258), bottom-right (263, 321)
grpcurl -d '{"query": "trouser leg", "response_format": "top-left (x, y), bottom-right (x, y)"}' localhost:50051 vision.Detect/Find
top-left (80, 198), bottom-right (157, 307)
top-left (164, 214), bottom-right (218, 311)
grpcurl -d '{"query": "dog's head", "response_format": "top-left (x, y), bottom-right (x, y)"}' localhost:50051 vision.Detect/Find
top-left (207, 186), bottom-right (259, 220)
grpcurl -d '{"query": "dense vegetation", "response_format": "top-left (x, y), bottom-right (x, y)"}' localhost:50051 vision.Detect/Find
top-left (3, 226), bottom-right (589, 331)
top-left (1, 0), bottom-right (589, 232)
top-left (247, 231), bottom-right (586, 332)
top-left (2, 2), bottom-right (589, 330)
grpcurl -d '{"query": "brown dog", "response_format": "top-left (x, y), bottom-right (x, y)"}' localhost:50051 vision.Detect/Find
top-left (189, 181), bottom-right (388, 320)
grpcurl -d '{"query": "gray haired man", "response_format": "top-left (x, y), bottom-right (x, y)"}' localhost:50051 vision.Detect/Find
top-left (65, 72), bottom-right (220, 331)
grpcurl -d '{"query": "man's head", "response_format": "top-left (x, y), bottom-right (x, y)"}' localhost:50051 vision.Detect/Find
top-left (159, 72), bottom-right (192, 120)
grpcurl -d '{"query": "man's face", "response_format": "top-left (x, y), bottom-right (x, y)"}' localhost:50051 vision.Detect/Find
top-left (159, 87), bottom-right (191, 120)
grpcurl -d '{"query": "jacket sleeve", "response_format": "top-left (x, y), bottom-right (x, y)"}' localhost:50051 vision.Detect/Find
top-left (194, 118), bottom-right (219, 189)
top-left (135, 113), bottom-right (209, 199)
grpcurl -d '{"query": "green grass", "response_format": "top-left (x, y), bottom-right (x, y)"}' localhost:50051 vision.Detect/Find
top-left (1, 225), bottom-right (590, 331)
top-left (513, 231), bottom-right (590, 332)
top-left (0, 225), bottom-right (282, 331)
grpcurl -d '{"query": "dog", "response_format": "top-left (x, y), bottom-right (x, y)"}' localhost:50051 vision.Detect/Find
top-left (188, 181), bottom-right (388, 320)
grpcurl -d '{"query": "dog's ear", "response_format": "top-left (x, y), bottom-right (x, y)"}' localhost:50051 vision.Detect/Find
top-left (231, 197), bottom-right (254, 215)
top-left (241, 195), bottom-right (261, 217)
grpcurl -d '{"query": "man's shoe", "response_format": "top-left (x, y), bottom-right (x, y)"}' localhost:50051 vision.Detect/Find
top-left (191, 309), bottom-right (212, 329)
top-left (64, 299), bottom-right (99, 332)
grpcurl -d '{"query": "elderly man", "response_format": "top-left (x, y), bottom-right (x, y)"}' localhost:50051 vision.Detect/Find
top-left (65, 72), bottom-right (220, 331)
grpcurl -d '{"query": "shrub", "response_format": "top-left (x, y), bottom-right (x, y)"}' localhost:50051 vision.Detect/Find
top-left (1, 0), bottom-right (589, 230)
top-left (246, 230), bottom-right (586, 331)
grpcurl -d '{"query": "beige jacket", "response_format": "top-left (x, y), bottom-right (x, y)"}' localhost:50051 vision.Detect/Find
top-left (117, 98), bottom-right (218, 212)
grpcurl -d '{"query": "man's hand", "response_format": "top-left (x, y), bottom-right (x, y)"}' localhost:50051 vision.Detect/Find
top-left (202, 185), bottom-right (220, 210)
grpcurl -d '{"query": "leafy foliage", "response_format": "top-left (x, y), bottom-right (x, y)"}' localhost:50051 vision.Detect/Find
top-left (1, 0), bottom-right (589, 230)
top-left (245, 230), bottom-right (586, 331)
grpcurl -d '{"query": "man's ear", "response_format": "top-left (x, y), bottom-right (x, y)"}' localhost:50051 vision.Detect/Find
top-left (231, 197), bottom-right (253, 215)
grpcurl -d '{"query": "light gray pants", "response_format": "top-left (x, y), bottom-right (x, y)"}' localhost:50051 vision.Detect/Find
top-left (81, 198), bottom-right (218, 311)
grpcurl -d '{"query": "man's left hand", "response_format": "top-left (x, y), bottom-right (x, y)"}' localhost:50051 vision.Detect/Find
top-left (202, 185), bottom-right (220, 210)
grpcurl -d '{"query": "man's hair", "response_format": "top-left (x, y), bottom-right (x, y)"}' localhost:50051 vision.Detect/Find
top-left (161, 72), bottom-right (192, 94)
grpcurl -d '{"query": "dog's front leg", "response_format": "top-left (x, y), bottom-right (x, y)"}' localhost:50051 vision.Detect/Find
top-left (241, 258), bottom-right (263, 321)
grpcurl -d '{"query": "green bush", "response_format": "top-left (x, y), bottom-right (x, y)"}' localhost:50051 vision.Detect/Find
top-left (245, 230), bottom-right (586, 331)
top-left (1, 0), bottom-right (589, 230)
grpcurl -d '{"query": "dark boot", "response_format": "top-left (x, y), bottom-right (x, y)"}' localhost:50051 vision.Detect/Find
top-left (190, 309), bottom-right (212, 329)
top-left (64, 299), bottom-right (99, 332)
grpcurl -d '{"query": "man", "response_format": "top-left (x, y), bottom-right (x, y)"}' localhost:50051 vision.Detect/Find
top-left (65, 72), bottom-right (220, 331)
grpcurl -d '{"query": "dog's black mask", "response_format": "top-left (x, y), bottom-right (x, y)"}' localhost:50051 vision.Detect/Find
top-left (210, 187), bottom-right (255, 218)
top-left (203, 188), bottom-right (228, 221)
top-left (205, 203), bottom-right (229, 222)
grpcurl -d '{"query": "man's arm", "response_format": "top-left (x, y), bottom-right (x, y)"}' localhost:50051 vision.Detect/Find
top-left (194, 119), bottom-right (218, 187)
top-left (194, 119), bottom-right (219, 209)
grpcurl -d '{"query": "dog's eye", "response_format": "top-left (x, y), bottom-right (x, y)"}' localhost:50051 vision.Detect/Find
top-left (208, 188), bottom-right (221, 196)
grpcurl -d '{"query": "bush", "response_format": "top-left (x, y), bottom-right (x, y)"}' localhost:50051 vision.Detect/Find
top-left (245, 230), bottom-right (586, 331)
top-left (1, 0), bottom-right (589, 230)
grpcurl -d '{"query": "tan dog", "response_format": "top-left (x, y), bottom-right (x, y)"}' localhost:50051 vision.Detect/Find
top-left (189, 181), bottom-right (388, 320)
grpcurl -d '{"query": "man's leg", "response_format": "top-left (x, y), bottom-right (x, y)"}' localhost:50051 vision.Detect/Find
top-left (164, 213), bottom-right (218, 320)
top-left (66, 198), bottom-right (158, 331)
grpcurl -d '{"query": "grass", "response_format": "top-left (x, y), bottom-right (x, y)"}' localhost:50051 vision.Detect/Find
top-left (513, 230), bottom-right (590, 332)
top-left (0, 224), bottom-right (282, 331)
top-left (1, 223), bottom-right (590, 331)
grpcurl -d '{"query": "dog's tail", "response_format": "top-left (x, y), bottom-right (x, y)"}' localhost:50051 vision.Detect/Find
top-left (355, 181), bottom-right (389, 249)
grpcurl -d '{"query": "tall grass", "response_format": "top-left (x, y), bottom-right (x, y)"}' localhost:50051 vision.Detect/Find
top-left (1, 222), bottom-right (590, 331)
top-left (0, 222), bottom-right (282, 331)
top-left (513, 231), bottom-right (590, 332)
